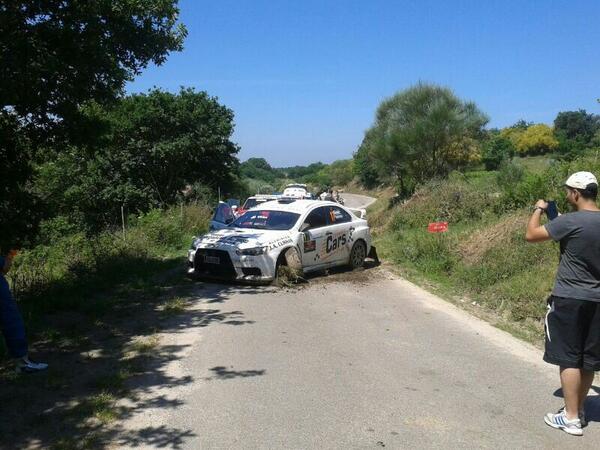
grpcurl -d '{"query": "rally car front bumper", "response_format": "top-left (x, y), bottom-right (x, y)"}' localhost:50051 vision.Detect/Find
top-left (187, 247), bottom-right (277, 283)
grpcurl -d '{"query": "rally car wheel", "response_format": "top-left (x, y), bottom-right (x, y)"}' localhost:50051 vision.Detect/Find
top-left (275, 248), bottom-right (303, 284)
top-left (349, 240), bottom-right (367, 270)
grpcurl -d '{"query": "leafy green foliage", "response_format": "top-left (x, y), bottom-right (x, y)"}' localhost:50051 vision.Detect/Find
top-left (0, 0), bottom-right (188, 247)
top-left (239, 158), bottom-right (356, 196)
top-left (554, 110), bottom-right (600, 143)
top-left (553, 110), bottom-right (600, 160)
top-left (481, 135), bottom-right (515, 170)
top-left (0, 0), bottom-right (186, 128)
top-left (0, 112), bottom-right (41, 250)
top-left (34, 88), bottom-right (239, 228)
top-left (327, 159), bottom-right (354, 186)
top-left (355, 82), bottom-right (488, 195)
top-left (9, 203), bottom-right (211, 306)
top-left (240, 158), bottom-right (278, 184)
top-left (353, 143), bottom-right (380, 188)
top-left (496, 160), bottom-right (525, 190)
top-left (278, 162), bottom-right (328, 180)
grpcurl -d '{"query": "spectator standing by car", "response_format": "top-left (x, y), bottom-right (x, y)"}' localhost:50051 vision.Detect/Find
top-left (320, 189), bottom-right (334, 202)
top-left (0, 250), bottom-right (48, 373)
top-left (525, 171), bottom-right (600, 436)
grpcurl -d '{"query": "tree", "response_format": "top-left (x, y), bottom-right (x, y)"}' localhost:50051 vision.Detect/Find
top-left (1, 0), bottom-right (187, 245)
top-left (499, 120), bottom-right (532, 148)
top-left (356, 82), bottom-right (488, 194)
top-left (35, 88), bottom-right (240, 227)
top-left (515, 124), bottom-right (559, 155)
top-left (240, 158), bottom-right (278, 183)
top-left (554, 110), bottom-right (600, 144)
top-left (0, 0), bottom-right (186, 129)
top-left (327, 159), bottom-right (354, 186)
top-left (353, 142), bottom-right (379, 188)
top-left (481, 135), bottom-right (516, 170)
top-left (0, 112), bottom-right (42, 249)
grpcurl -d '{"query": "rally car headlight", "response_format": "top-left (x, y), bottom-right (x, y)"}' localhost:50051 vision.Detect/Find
top-left (236, 246), bottom-right (267, 256)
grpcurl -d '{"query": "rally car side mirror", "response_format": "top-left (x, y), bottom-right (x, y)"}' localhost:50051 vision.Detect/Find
top-left (299, 223), bottom-right (311, 233)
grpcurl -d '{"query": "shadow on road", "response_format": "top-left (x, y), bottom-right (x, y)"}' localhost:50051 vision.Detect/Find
top-left (553, 385), bottom-right (600, 423)
top-left (0, 267), bottom-right (264, 449)
top-left (205, 366), bottom-right (267, 381)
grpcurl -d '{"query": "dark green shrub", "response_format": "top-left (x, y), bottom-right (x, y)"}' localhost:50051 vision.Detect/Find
top-left (482, 136), bottom-right (515, 170)
top-left (496, 160), bottom-right (524, 189)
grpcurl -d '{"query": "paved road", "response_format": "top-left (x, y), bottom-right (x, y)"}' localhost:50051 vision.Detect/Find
top-left (117, 266), bottom-right (600, 449)
top-left (340, 192), bottom-right (377, 209)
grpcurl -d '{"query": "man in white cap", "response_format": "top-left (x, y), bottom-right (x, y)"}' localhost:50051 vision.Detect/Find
top-left (526, 171), bottom-right (600, 436)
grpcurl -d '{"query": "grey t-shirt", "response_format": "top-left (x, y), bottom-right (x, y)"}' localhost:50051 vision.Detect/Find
top-left (545, 210), bottom-right (600, 301)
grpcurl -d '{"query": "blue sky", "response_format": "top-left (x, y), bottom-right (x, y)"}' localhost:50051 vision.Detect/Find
top-left (127, 0), bottom-right (600, 167)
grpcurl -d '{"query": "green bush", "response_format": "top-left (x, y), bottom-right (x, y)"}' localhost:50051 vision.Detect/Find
top-left (496, 160), bottom-right (524, 190)
top-left (7, 203), bottom-right (211, 310)
top-left (482, 136), bottom-right (515, 170)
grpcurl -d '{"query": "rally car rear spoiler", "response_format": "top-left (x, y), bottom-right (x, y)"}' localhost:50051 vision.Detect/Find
top-left (348, 208), bottom-right (367, 219)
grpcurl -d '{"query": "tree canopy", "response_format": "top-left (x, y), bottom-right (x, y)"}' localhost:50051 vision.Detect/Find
top-left (0, 0), bottom-right (186, 129)
top-left (35, 88), bottom-right (240, 227)
top-left (514, 124), bottom-right (559, 155)
top-left (554, 110), bottom-right (600, 143)
top-left (481, 135), bottom-right (515, 170)
top-left (355, 83), bottom-right (488, 194)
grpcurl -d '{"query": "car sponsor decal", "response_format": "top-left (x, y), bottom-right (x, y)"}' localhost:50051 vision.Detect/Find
top-left (325, 233), bottom-right (347, 253)
top-left (266, 237), bottom-right (293, 251)
top-left (304, 240), bottom-right (316, 253)
top-left (314, 230), bottom-right (349, 261)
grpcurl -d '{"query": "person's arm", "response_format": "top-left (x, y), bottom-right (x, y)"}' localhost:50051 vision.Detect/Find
top-left (525, 200), bottom-right (551, 243)
top-left (0, 256), bottom-right (7, 275)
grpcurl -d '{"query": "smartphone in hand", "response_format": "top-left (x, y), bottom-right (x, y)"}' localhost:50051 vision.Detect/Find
top-left (546, 200), bottom-right (558, 220)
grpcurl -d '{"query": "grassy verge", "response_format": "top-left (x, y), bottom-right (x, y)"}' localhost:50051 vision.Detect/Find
top-left (0, 203), bottom-right (211, 449)
top-left (368, 169), bottom-right (562, 347)
top-left (369, 149), bottom-right (600, 345)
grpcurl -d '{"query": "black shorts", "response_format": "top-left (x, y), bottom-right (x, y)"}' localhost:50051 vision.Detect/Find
top-left (544, 296), bottom-right (600, 371)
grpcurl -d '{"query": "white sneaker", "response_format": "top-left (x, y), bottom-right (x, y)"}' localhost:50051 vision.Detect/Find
top-left (558, 406), bottom-right (587, 428)
top-left (16, 356), bottom-right (48, 374)
top-left (544, 410), bottom-right (583, 436)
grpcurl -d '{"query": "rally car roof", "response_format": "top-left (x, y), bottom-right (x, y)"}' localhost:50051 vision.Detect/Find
top-left (256, 199), bottom-right (339, 214)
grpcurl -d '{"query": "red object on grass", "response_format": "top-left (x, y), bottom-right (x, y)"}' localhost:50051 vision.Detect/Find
top-left (427, 222), bottom-right (448, 233)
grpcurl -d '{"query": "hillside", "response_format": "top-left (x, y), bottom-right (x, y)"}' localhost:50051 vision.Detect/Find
top-left (366, 154), bottom-right (600, 344)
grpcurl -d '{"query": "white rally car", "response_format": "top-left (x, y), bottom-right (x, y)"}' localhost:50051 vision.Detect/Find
top-left (188, 198), bottom-right (376, 283)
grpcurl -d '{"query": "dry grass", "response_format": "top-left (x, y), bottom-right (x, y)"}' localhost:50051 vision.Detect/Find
top-left (129, 335), bottom-right (159, 354)
top-left (276, 265), bottom-right (304, 287)
top-left (365, 187), bottom-right (398, 232)
top-left (457, 212), bottom-right (529, 265)
top-left (161, 297), bottom-right (188, 316)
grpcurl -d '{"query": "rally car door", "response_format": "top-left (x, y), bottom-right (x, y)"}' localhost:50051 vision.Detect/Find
top-left (210, 201), bottom-right (235, 231)
top-left (321, 205), bottom-right (354, 264)
top-left (300, 206), bottom-right (330, 268)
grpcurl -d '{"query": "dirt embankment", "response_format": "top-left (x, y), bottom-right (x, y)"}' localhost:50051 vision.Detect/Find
top-left (457, 212), bottom-right (529, 265)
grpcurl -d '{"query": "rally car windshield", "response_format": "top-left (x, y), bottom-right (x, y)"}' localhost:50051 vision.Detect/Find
top-left (243, 198), bottom-right (267, 209)
top-left (232, 210), bottom-right (300, 230)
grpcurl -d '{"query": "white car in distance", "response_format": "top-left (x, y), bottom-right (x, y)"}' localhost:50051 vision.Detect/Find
top-left (282, 183), bottom-right (310, 199)
top-left (189, 198), bottom-right (374, 283)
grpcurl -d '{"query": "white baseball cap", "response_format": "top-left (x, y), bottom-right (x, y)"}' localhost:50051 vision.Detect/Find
top-left (565, 171), bottom-right (598, 190)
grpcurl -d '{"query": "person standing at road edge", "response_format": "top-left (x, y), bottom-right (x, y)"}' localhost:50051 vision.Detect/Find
top-left (525, 171), bottom-right (600, 436)
top-left (0, 250), bottom-right (48, 373)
